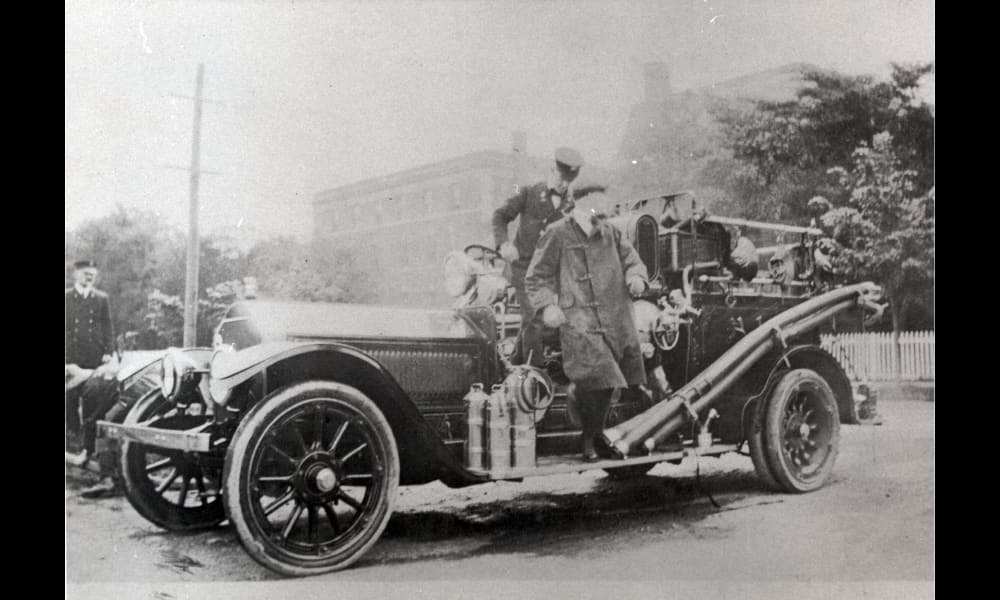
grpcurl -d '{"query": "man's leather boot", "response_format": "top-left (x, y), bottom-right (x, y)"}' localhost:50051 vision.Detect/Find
top-left (578, 390), bottom-right (599, 462)
top-left (590, 389), bottom-right (615, 458)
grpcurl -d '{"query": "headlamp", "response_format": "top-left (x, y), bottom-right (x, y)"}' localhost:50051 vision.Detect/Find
top-left (160, 348), bottom-right (204, 402)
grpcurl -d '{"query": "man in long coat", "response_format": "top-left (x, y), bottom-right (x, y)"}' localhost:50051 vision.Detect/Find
top-left (525, 201), bottom-right (649, 460)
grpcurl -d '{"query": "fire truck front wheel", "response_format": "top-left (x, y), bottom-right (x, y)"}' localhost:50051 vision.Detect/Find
top-left (223, 381), bottom-right (400, 577)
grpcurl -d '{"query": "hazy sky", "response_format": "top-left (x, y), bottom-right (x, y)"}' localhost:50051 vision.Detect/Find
top-left (65, 0), bottom-right (934, 242)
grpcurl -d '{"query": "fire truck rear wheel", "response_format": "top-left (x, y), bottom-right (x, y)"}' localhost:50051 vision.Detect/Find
top-left (223, 381), bottom-right (399, 577)
top-left (761, 369), bottom-right (840, 493)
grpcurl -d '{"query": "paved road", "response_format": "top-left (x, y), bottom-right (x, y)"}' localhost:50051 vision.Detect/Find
top-left (66, 398), bottom-right (934, 598)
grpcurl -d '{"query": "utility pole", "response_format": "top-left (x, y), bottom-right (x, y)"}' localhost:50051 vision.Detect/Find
top-left (168, 64), bottom-right (221, 347)
top-left (183, 64), bottom-right (205, 347)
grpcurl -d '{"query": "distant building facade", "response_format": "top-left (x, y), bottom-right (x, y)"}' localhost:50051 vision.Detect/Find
top-left (313, 142), bottom-right (553, 307)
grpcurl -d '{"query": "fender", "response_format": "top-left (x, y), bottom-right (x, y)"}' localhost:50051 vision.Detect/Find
top-left (210, 341), bottom-right (489, 488)
top-left (738, 344), bottom-right (858, 426)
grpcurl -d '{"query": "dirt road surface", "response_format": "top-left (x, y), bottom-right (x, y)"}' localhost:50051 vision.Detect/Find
top-left (66, 398), bottom-right (933, 599)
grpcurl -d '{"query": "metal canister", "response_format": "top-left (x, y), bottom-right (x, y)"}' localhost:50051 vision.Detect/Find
top-left (504, 371), bottom-right (538, 468)
top-left (463, 383), bottom-right (489, 471)
top-left (486, 383), bottom-right (511, 475)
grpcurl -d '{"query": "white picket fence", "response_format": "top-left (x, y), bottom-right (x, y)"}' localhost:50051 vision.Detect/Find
top-left (820, 331), bottom-right (935, 382)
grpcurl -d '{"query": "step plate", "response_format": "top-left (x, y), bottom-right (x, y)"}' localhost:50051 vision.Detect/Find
top-left (471, 444), bottom-right (739, 480)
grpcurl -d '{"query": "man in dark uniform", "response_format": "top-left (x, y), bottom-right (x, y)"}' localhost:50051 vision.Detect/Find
top-left (525, 199), bottom-right (649, 461)
top-left (66, 260), bottom-right (113, 441)
top-left (492, 147), bottom-right (595, 367)
top-left (65, 260), bottom-right (119, 497)
top-left (66, 260), bottom-right (114, 369)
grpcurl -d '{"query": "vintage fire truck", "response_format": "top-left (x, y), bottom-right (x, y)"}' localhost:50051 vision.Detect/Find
top-left (98, 191), bottom-right (883, 577)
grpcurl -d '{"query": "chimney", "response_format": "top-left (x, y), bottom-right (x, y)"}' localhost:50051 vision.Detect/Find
top-left (643, 62), bottom-right (671, 103)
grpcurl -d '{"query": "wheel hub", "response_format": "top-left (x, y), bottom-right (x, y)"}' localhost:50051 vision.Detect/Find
top-left (313, 467), bottom-right (338, 492)
top-left (294, 453), bottom-right (342, 502)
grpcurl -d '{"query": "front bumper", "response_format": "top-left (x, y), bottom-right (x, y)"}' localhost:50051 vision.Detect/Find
top-left (96, 420), bottom-right (213, 452)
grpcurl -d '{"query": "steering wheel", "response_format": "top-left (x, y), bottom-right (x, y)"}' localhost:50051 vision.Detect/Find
top-left (464, 244), bottom-right (505, 267)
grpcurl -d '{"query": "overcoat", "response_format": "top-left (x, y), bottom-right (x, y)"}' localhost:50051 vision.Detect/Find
top-left (524, 217), bottom-right (648, 391)
top-left (65, 287), bottom-right (114, 368)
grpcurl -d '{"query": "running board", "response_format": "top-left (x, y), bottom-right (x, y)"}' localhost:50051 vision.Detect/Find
top-left (471, 443), bottom-right (739, 480)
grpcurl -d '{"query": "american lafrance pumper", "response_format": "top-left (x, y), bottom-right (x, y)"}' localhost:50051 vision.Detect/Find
top-left (97, 192), bottom-right (885, 576)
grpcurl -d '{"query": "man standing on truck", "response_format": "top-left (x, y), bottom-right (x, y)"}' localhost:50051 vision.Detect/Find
top-left (492, 147), bottom-right (602, 367)
top-left (524, 198), bottom-right (649, 461)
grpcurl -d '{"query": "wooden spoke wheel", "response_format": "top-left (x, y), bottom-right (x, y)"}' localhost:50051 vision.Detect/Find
top-left (223, 382), bottom-right (399, 576)
top-left (119, 391), bottom-right (226, 531)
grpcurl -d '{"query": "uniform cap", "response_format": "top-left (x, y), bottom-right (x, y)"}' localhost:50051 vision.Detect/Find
top-left (73, 260), bottom-right (97, 270)
top-left (554, 147), bottom-right (583, 174)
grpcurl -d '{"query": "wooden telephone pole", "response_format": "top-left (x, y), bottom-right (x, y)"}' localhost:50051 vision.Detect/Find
top-left (168, 64), bottom-right (220, 347)
top-left (183, 64), bottom-right (205, 347)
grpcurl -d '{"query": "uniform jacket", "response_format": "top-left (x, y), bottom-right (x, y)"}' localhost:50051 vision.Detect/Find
top-left (524, 218), bottom-right (648, 391)
top-left (66, 287), bottom-right (114, 369)
top-left (491, 182), bottom-right (570, 284)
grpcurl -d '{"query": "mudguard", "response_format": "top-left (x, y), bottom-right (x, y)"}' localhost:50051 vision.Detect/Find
top-left (739, 344), bottom-right (857, 425)
top-left (210, 341), bottom-right (489, 487)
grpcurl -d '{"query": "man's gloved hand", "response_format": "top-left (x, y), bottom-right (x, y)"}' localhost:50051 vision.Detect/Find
top-left (541, 304), bottom-right (566, 328)
top-left (628, 277), bottom-right (647, 296)
top-left (498, 242), bottom-right (519, 263)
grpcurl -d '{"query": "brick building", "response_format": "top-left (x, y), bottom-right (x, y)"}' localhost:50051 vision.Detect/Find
top-left (313, 137), bottom-right (560, 307)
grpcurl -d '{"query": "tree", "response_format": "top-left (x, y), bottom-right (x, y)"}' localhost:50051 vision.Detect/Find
top-left (710, 63), bottom-right (934, 224)
top-left (820, 132), bottom-right (934, 374)
top-left (247, 237), bottom-right (373, 304)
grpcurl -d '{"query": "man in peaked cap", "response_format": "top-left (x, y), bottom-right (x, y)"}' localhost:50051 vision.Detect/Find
top-left (66, 260), bottom-right (116, 484)
top-left (492, 147), bottom-right (602, 367)
top-left (66, 260), bottom-right (114, 370)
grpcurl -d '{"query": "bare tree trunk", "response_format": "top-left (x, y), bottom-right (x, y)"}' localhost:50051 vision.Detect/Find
top-left (890, 297), bottom-right (902, 380)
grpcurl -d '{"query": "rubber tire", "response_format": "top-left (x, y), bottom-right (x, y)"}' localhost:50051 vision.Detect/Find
top-left (747, 390), bottom-right (783, 493)
top-left (223, 381), bottom-right (400, 577)
top-left (119, 390), bottom-right (226, 531)
top-left (762, 369), bottom-right (840, 493)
